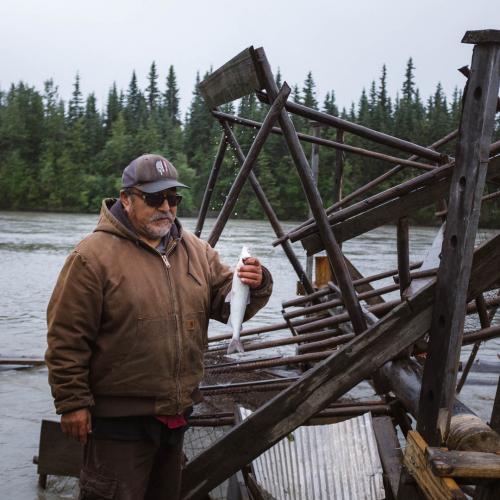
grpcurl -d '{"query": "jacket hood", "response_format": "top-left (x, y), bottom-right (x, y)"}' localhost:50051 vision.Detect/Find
top-left (94, 198), bottom-right (182, 242)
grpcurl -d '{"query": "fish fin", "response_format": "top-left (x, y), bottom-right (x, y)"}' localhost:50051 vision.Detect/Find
top-left (227, 338), bottom-right (244, 354)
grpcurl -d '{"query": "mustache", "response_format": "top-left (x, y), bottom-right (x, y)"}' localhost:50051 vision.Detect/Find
top-left (149, 212), bottom-right (174, 223)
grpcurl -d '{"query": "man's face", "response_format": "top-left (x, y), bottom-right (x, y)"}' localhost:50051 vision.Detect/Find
top-left (120, 188), bottom-right (178, 244)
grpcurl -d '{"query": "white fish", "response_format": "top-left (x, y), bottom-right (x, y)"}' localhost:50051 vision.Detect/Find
top-left (227, 246), bottom-right (251, 354)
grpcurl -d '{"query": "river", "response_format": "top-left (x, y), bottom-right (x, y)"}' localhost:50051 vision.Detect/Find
top-left (0, 211), bottom-right (498, 499)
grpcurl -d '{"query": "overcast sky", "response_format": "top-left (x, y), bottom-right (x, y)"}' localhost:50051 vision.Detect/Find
top-left (1, 0), bottom-right (498, 117)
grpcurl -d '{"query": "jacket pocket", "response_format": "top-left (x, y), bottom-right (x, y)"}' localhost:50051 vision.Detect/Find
top-left (182, 311), bottom-right (207, 375)
top-left (79, 467), bottom-right (117, 499)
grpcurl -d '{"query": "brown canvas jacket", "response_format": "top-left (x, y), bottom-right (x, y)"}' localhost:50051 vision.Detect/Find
top-left (46, 199), bottom-right (272, 417)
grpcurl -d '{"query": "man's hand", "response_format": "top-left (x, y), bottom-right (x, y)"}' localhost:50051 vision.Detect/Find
top-left (239, 257), bottom-right (263, 289)
top-left (61, 408), bottom-right (92, 444)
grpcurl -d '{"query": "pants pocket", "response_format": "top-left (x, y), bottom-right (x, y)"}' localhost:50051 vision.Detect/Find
top-left (79, 466), bottom-right (118, 499)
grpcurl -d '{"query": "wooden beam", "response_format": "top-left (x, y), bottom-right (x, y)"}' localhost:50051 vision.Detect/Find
top-left (378, 358), bottom-right (500, 453)
top-left (427, 448), bottom-right (500, 479)
top-left (180, 233), bottom-right (500, 500)
top-left (373, 416), bottom-right (403, 499)
top-left (296, 154), bottom-right (500, 255)
top-left (207, 83), bottom-right (291, 247)
top-left (194, 132), bottom-right (227, 237)
top-left (198, 47), bottom-right (262, 108)
top-left (403, 431), bottom-right (466, 500)
top-left (417, 40), bottom-right (500, 446)
top-left (301, 176), bottom-right (450, 255)
top-left (474, 375), bottom-right (500, 499)
top-left (397, 217), bottom-right (412, 297)
top-left (253, 47), bottom-right (368, 335)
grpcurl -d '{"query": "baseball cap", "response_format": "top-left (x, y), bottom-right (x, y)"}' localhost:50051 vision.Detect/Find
top-left (122, 154), bottom-right (189, 193)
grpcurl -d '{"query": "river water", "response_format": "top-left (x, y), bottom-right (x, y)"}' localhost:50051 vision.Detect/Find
top-left (0, 211), bottom-right (499, 499)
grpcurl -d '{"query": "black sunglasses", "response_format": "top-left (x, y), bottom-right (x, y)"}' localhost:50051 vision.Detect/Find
top-left (127, 190), bottom-right (182, 208)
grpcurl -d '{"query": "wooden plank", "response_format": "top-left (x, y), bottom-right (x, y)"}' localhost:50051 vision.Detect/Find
top-left (403, 431), bottom-right (466, 500)
top-left (378, 358), bottom-right (500, 453)
top-left (417, 42), bottom-right (500, 446)
top-left (333, 128), bottom-right (345, 204)
top-left (302, 177), bottom-right (449, 255)
top-left (194, 132), bottom-right (227, 237)
top-left (300, 154), bottom-right (500, 255)
top-left (462, 30), bottom-right (500, 44)
top-left (0, 357), bottom-right (45, 366)
top-left (373, 416), bottom-right (403, 499)
top-left (180, 233), bottom-right (500, 500)
top-left (397, 217), bottom-right (412, 297)
top-left (474, 375), bottom-right (500, 499)
top-left (427, 448), bottom-right (500, 478)
top-left (198, 47), bottom-right (262, 108)
top-left (314, 256), bottom-right (332, 288)
top-left (37, 420), bottom-right (82, 478)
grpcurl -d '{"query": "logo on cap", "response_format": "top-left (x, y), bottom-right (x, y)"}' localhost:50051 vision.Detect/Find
top-left (155, 159), bottom-right (170, 176)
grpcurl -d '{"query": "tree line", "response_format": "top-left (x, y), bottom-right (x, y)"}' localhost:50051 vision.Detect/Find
top-left (0, 60), bottom-right (499, 226)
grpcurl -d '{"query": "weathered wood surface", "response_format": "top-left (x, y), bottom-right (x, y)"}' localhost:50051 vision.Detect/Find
top-left (256, 91), bottom-right (446, 163)
top-left (207, 83), bottom-right (290, 247)
top-left (474, 375), bottom-right (500, 499)
top-left (373, 416), bottom-right (403, 499)
top-left (427, 448), bottom-right (500, 478)
top-left (301, 176), bottom-right (450, 255)
top-left (194, 132), bottom-right (227, 237)
top-left (462, 29), bottom-right (500, 44)
top-left (333, 128), bottom-right (345, 204)
top-left (37, 420), bottom-right (82, 479)
top-left (0, 357), bottom-right (45, 366)
top-left (290, 161), bottom-right (454, 244)
top-left (282, 129), bottom-right (459, 241)
top-left (296, 154), bottom-right (500, 255)
top-left (456, 294), bottom-right (491, 393)
top-left (253, 47), bottom-right (367, 335)
top-left (283, 282), bottom-right (398, 320)
top-left (345, 257), bottom-right (386, 305)
top-left (403, 431), bottom-right (466, 500)
top-left (397, 217), bottom-right (411, 297)
top-left (180, 233), bottom-right (500, 499)
top-left (306, 125), bottom-right (321, 283)
top-left (378, 358), bottom-right (500, 453)
top-left (212, 110), bottom-right (435, 170)
top-left (281, 261), bottom-right (422, 310)
top-left (418, 41), bottom-right (500, 446)
top-left (199, 47), bottom-right (262, 108)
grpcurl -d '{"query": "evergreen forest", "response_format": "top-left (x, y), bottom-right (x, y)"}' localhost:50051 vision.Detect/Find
top-left (1, 60), bottom-right (499, 226)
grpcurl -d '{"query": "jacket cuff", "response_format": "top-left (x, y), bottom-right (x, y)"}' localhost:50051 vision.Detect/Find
top-left (56, 397), bottom-right (95, 415)
top-left (250, 266), bottom-right (273, 297)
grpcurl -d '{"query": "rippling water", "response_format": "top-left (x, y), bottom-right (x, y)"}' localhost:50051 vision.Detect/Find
top-left (0, 211), bottom-right (498, 499)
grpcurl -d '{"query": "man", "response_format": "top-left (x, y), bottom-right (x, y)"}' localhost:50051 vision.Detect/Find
top-left (46, 153), bottom-right (272, 500)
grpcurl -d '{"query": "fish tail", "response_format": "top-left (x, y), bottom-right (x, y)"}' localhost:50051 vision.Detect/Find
top-left (227, 338), bottom-right (245, 354)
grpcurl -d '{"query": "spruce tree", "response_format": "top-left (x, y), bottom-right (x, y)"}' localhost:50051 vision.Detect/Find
top-left (302, 71), bottom-right (318, 110)
top-left (105, 83), bottom-right (122, 136)
top-left (68, 73), bottom-right (84, 124)
top-left (164, 65), bottom-right (180, 124)
top-left (146, 62), bottom-right (160, 112)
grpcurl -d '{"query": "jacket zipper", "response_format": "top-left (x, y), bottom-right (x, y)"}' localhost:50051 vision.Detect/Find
top-left (159, 239), bottom-right (183, 413)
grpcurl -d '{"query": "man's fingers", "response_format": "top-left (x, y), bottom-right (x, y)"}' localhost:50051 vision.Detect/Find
top-left (61, 408), bottom-right (91, 443)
